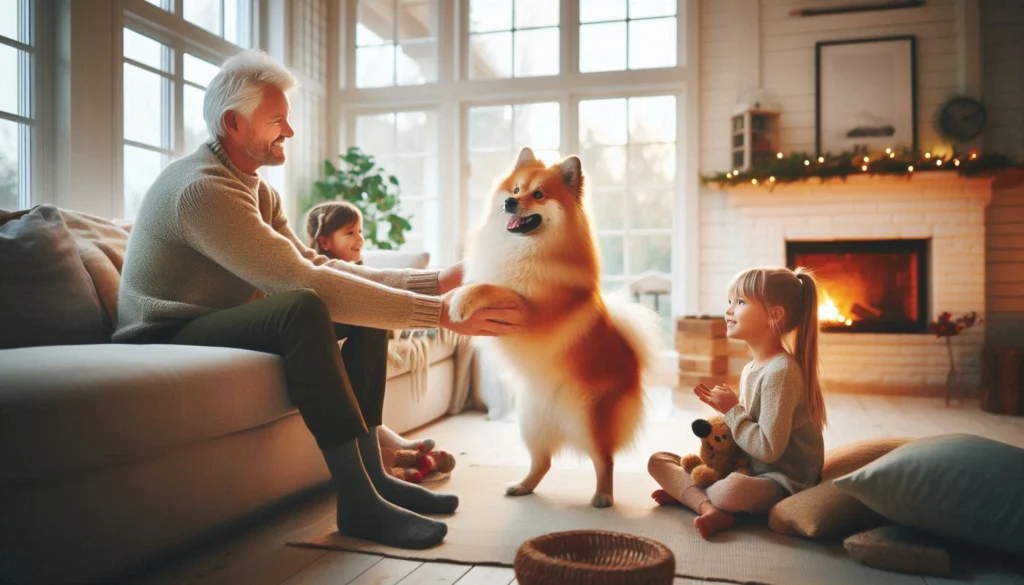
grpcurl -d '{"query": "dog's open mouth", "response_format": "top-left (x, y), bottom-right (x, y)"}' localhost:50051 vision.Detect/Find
top-left (505, 214), bottom-right (542, 234)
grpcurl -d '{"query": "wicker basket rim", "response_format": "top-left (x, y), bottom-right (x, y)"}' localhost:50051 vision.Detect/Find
top-left (517, 530), bottom-right (674, 574)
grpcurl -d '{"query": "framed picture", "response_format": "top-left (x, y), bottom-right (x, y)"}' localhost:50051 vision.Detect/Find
top-left (815, 36), bottom-right (917, 156)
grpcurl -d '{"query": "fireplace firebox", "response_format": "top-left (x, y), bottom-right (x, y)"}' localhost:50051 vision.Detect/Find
top-left (786, 239), bottom-right (930, 334)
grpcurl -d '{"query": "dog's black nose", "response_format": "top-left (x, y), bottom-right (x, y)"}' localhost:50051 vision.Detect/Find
top-left (504, 197), bottom-right (518, 212)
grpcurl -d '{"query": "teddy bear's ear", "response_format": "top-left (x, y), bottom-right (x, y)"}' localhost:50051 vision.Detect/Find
top-left (692, 418), bottom-right (712, 438)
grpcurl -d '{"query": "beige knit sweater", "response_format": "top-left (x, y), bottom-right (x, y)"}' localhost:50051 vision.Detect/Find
top-left (723, 353), bottom-right (825, 494)
top-left (113, 140), bottom-right (442, 342)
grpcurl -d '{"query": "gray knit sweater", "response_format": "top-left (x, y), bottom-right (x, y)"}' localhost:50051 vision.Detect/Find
top-left (113, 140), bottom-right (443, 342)
top-left (723, 353), bottom-right (825, 494)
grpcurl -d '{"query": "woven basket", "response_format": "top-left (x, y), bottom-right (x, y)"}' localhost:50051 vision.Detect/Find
top-left (514, 529), bottom-right (675, 585)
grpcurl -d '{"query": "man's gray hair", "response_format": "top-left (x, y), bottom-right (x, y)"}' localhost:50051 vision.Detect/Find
top-left (203, 49), bottom-right (298, 139)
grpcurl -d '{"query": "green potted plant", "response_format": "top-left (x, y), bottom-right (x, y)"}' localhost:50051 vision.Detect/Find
top-left (304, 146), bottom-right (413, 250)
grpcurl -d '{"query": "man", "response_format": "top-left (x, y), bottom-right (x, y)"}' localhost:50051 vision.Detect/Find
top-left (113, 49), bottom-right (523, 549)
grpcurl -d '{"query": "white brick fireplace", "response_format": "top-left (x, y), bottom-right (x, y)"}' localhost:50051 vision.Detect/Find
top-left (699, 172), bottom-right (994, 395)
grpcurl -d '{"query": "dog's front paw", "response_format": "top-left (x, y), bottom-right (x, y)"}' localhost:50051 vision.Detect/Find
top-left (505, 482), bottom-right (535, 497)
top-left (591, 492), bottom-right (613, 508)
top-left (447, 288), bottom-right (473, 323)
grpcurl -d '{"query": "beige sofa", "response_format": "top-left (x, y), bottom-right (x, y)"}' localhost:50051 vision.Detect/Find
top-left (0, 206), bottom-right (475, 584)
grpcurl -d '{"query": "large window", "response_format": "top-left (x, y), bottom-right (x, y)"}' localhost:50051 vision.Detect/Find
top-left (353, 110), bottom-right (440, 261)
top-left (356, 0), bottom-right (438, 88)
top-left (339, 0), bottom-right (693, 334)
top-left (120, 0), bottom-right (255, 219)
top-left (0, 0), bottom-right (33, 211)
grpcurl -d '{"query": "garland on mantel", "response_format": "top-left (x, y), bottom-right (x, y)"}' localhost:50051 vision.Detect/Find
top-left (701, 147), bottom-right (1024, 190)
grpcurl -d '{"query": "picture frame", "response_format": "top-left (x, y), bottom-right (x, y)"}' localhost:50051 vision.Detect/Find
top-left (815, 35), bottom-right (917, 156)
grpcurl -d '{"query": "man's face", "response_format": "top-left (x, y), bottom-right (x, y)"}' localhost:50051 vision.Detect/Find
top-left (231, 85), bottom-right (294, 167)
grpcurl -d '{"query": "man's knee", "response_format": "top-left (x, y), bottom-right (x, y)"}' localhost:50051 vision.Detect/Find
top-left (280, 289), bottom-right (331, 325)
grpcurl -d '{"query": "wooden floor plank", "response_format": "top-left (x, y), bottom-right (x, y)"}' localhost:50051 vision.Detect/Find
top-left (452, 566), bottom-right (516, 585)
top-left (396, 562), bottom-right (471, 584)
top-left (280, 551), bottom-right (382, 585)
top-left (347, 557), bottom-right (423, 585)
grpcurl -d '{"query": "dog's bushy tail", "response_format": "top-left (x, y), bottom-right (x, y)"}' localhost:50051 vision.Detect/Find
top-left (603, 292), bottom-right (670, 386)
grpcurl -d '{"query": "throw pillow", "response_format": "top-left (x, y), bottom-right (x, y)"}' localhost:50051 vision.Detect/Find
top-left (768, 437), bottom-right (911, 538)
top-left (833, 433), bottom-right (1024, 556)
top-left (844, 525), bottom-right (951, 577)
top-left (0, 205), bottom-right (107, 348)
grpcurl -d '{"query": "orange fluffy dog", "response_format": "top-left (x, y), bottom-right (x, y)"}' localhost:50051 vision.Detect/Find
top-left (449, 147), bottom-right (663, 508)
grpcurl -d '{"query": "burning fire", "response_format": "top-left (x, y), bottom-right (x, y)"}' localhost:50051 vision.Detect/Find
top-left (819, 293), bottom-right (853, 327)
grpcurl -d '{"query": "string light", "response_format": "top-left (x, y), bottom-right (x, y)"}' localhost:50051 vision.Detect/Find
top-left (861, 165), bottom-right (868, 171)
top-left (954, 159), bottom-right (960, 167)
top-left (817, 156), bottom-right (824, 163)
top-left (970, 153), bottom-right (978, 160)
top-left (770, 176), bottom-right (776, 182)
top-left (862, 156), bottom-right (870, 163)
top-left (924, 152), bottom-right (931, 159)
top-left (936, 159), bottom-right (943, 166)
top-left (726, 172), bottom-right (733, 178)
top-left (889, 153), bottom-right (895, 158)
top-left (752, 178), bottom-right (758, 185)
top-left (804, 160), bottom-right (810, 166)
top-left (908, 165), bottom-right (915, 172)
top-left (885, 148), bottom-right (892, 154)
top-left (777, 152), bottom-right (783, 159)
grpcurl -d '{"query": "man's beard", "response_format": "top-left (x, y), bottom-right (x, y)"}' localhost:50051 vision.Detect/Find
top-left (244, 132), bottom-right (285, 166)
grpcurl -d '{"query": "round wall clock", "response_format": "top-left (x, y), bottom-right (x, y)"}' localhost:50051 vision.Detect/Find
top-left (937, 96), bottom-right (987, 142)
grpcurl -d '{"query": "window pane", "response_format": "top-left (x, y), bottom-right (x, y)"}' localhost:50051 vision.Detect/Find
top-left (470, 0), bottom-right (512, 33)
top-left (145, 0), bottom-right (171, 10)
top-left (628, 143), bottom-right (675, 183)
top-left (224, 0), bottom-right (247, 47)
top-left (587, 190), bottom-right (625, 230)
top-left (0, 119), bottom-right (20, 211)
top-left (599, 235), bottom-right (624, 275)
top-left (394, 157), bottom-right (436, 196)
top-left (396, 110), bottom-right (437, 154)
top-left (515, 0), bottom-right (559, 28)
top-left (630, 189), bottom-right (673, 229)
top-left (184, 53), bottom-right (220, 87)
top-left (397, 39), bottom-right (437, 85)
top-left (580, 0), bottom-right (626, 23)
top-left (629, 0), bottom-right (675, 19)
top-left (513, 102), bottom-right (559, 149)
top-left (355, 113), bottom-right (396, 157)
top-left (398, 0), bottom-right (436, 40)
top-left (469, 106), bottom-right (512, 150)
top-left (469, 32), bottom-right (512, 79)
top-left (0, 44), bottom-right (27, 116)
top-left (0, 0), bottom-right (27, 44)
top-left (123, 145), bottom-right (167, 220)
top-left (629, 95), bottom-right (675, 143)
top-left (513, 28), bottom-right (558, 77)
top-left (629, 18), bottom-right (676, 70)
top-left (358, 0), bottom-right (395, 45)
top-left (184, 0), bottom-right (223, 36)
top-left (579, 99), bottom-right (627, 146)
top-left (123, 63), bottom-right (170, 148)
top-left (579, 22), bottom-right (626, 73)
top-left (123, 28), bottom-right (167, 71)
top-left (630, 234), bottom-right (672, 274)
top-left (356, 45), bottom-right (396, 88)
top-left (579, 146), bottom-right (626, 187)
top-left (183, 85), bottom-right (208, 153)
top-left (469, 149), bottom-right (512, 198)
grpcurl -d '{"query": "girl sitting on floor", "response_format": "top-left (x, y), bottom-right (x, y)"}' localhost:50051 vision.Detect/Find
top-left (648, 267), bottom-right (826, 539)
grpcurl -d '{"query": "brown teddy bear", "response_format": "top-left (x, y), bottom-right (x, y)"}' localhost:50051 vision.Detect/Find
top-left (681, 415), bottom-right (749, 487)
top-left (389, 449), bottom-right (456, 484)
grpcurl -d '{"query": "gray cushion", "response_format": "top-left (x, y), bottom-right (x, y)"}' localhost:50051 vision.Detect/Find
top-left (0, 344), bottom-right (292, 482)
top-left (833, 433), bottom-right (1024, 556)
top-left (0, 205), bottom-right (106, 348)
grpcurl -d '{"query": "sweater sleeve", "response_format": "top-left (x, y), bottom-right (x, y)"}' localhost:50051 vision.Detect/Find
top-left (268, 189), bottom-right (440, 295)
top-left (724, 364), bottom-right (802, 463)
top-left (178, 180), bottom-right (441, 330)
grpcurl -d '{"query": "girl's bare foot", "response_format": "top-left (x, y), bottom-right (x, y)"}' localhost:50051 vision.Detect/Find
top-left (693, 502), bottom-right (734, 539)
top-left (651, 489), bottom-right (681, 506)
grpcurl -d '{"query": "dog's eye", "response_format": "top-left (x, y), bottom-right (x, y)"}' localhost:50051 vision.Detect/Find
top-left (513, 186), bottom-right (520, 194)
top-left (533, 190), bottom-right (544, 199)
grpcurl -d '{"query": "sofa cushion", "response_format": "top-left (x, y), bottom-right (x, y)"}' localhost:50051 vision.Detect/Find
top-left (0, 344), bottom-right (292, 482)
top-left (0, 205), bottom-right (107, 349)
top-left (362, 249), bottom-right (430, 269)
top-left (833, 433), bottom-right (1024, 556)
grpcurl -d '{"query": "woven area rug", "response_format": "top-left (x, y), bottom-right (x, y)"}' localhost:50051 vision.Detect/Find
top-left (286, 465), bottom-right (945, 585)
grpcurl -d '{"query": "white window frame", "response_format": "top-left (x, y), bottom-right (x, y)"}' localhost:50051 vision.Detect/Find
top-left (114, 0), bottom-right (259, 219)
top-left (335, 0), bottom-right (701, 318)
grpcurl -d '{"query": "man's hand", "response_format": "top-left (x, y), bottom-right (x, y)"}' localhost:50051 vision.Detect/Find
top-left (439, 288), bottom-right (524, 336)
top-left (438, 262), bottom-right (463, 296)
top-left (693, 383), bottom-right (739, 414)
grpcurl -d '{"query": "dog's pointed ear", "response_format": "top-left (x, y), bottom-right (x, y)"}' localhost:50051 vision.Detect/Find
top-left (560, 155), bottom-right (583, 194)
top-left (515, 147), bottom-right (536, 168)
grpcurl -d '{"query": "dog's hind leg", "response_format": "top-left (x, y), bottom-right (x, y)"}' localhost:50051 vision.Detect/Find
top-left (590, 450), bottom-right (615, 508)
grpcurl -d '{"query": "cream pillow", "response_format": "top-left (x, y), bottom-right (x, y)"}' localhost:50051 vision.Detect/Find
top-left (768, 437), bottom-right (911, 539)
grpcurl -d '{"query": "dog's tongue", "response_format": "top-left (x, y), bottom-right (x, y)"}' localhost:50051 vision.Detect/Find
top-left (506, 216), bottom-right (524, 230)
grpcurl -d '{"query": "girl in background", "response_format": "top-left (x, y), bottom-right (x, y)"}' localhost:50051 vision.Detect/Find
top-left (648, 267), bottom-right (827, 539)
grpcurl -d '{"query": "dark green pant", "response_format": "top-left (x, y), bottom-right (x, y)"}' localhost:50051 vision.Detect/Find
top-left (160, 289), bottom-right (389, 450)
